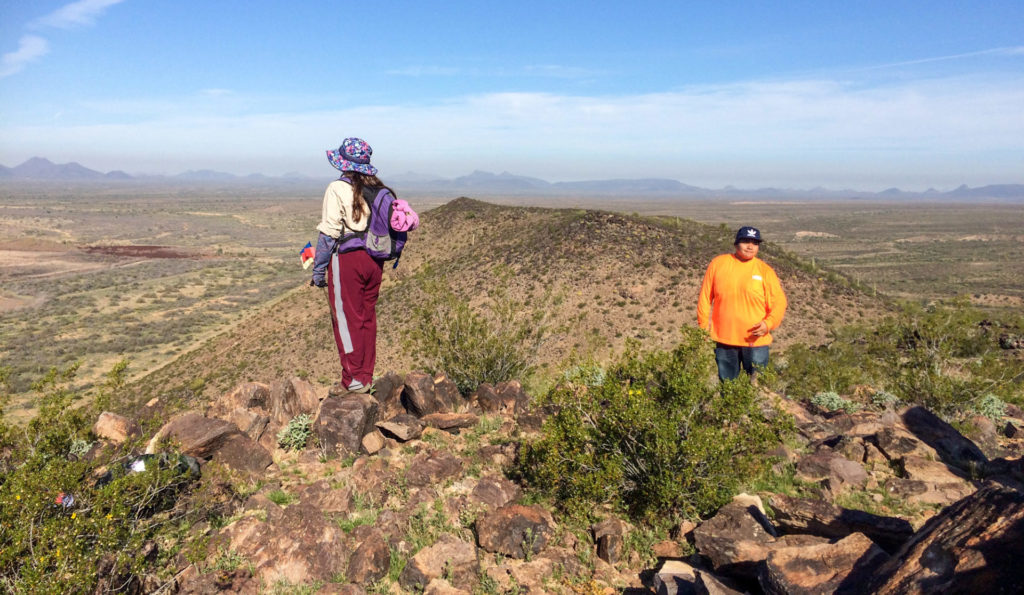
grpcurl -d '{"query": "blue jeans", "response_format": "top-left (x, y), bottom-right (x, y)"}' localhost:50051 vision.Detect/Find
top-left (715, 343), bottom-right (770, 381)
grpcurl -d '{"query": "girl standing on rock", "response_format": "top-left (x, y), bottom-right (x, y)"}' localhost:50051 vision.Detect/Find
top-left (310, 137), bottom-right (404, 395)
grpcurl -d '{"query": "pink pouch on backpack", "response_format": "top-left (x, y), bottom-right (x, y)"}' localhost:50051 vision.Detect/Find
top-left (390, 198), bottom-right (419, 232)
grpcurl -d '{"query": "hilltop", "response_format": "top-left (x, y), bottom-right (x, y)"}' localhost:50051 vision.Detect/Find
top-left (133, 197), bottom-right (886, 406)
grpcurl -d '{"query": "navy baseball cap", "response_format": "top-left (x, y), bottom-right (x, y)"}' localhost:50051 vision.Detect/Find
top-left (734, 226), bottom-right (763, 244)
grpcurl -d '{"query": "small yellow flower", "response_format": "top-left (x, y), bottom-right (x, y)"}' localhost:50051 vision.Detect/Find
top-left (71, 512), bottom-right (76, 519)
top-left (106, 513), bottom-right (113, 520)
top-left (15, 495), bottom-right (20, 501)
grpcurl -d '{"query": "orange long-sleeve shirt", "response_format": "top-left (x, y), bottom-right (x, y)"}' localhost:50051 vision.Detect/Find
top-left (697, 254), bottom-right (787, 347)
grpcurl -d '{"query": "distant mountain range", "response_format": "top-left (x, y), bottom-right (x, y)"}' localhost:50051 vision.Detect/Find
top-left (2, 157), bottom-right (1023, 201)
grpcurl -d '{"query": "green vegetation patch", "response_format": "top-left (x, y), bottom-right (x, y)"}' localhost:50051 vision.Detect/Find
top-left (518, 327), bottom-right (792, 522)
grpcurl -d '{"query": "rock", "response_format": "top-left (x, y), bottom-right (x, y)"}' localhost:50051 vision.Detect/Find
top-left (835, 435), bottom-right (867, 463)
top-left (377, 413), bottom-right (423, 442)
top-left (653, 559), bottom-right (698, 595)
top-left (209, 382), bottom-right (270, 417)
top-left (210, 433), bottom-right (273, 474)
top-left (697, 569), bottom-right (746, 595)
top-left (267, 377), bottom-right (320, 425)
top-left (222, 408), bottom-right (271, 443)
top-left (652, 540), bottom-right (685, 559)
top-left (433, 373), bottom-right (463, 412)
top-left (472, 383), bottom-right (508, 414)
top-left (899, 455), bottom-right (970, 483)
top-left (884, 476), bottom-right (975, 507)
top-left (315, 394), bottom-right (379, 456)
top-left (901, 406), bottom-right (988, 472)
top-left (870, 426), bottom-right (938, 461)
top-left (148, 411), bottom-right (239, 459)
top-left (469, 475), bottom-right (521, 510)
top-left (760, 532), bottom-right (889, 595)
top-left (421, 412), bottom-right (479, 431)
top-left (403, 371), bottom-right (442, 416)
top-left (592, 518), bottom-right (629, 564)
top-left (361, 429), bottom-right (385, 455)
top-left (399, 534), bottom-right (477, 591)
top-left (768, 493), bottom-right (914, 553)
top-left (796, 450), bottom-right (868, 490)
top-left (537, 546), bottom-right (586, 577)
top-left (405, 450), bottom-right (464, 487)
top-left (424, 578), bottom-right (471, 595)
top-left (496, 380), bottom-right (531, 416)
top-left (867, 484), bottom-right (1024, 593)
top-left (293, 480), bottom-right (353, 514)
top-left (93, 411), bottom-right (140, 444)
top-left (347, 528), bottom-right (390, 585)
top-left (476, 504), bottom-right (555, 559)
top-left (370, 371), bottom-right (407, 420)
top-left (692, 495), bottom-right (777, 578)
top-left (219, 501), bottom-right (347, 586)
top-left (962, 415), bottom-right (1004, 458)
top-left (1004, 421), bottom-right (1021, 439)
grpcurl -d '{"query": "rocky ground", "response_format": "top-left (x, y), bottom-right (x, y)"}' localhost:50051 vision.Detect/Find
top-left (90, 373), bottom-right (1024, 594)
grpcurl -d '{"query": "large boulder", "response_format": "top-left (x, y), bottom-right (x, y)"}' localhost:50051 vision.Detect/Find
top-left (216, 501), bottom-right (347, 587)
top-left (901, 406), bottom-right (988, 472)
top-left (147, 411), bottom-right (239, 459)
top-left (867, 483), bottom-right (1024, 594)
top-left (93, 411), bottom-right (141, 444)
top-left (210, 433), bottom-right (273, 474)
top-left (315, 394), bottom-right (379, 456)
top-left (346, 527), bottom-right (390, 585)
top-left (398, 534), bottom-right (477, 591)
top-left (768, 493), bottom-right (913, 553)
top-left (208, 382), bottom-right (270, 418)
top-left (402, 371), bottom-right (443, 416)
top-left (476, 504), bottom-right (555, 560)
top-left (760, 532), bottom-right (889, 595)
top-left (267, 377), bottom-right (320, 425)
top-left (692, 494), bottom-right (778, 579)
top-left (405, 450), bottom-right (464, 487)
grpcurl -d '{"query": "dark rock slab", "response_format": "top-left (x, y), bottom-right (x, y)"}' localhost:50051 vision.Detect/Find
top-left (469, 475), bottom-right (521, 510)
top-left (151, 411), bottom-right (240, 459)
top-left (693, 495), bottom-right (777, 579)
top-left (433, 373), bottom-right (463, 413)
top-left (760, 532), bottom-right (889, 595)
top-left (476, 504), bottom-right (555, 559)
top-left (403, 371), bottom-right (441, 416)
top-left (867, 483), bottom-right (1024, 594)
top-left (769, 493), bottom-right (914, 553)
top-left (211, 433), bottom-right (273, 474)
top-left (901, 406), bottom-right (988, 472)
top-left (592, 517), bottom-right (629, 565)
top-left (347, 527), bottom-right (390, 585)
top-left (376, 413), bottom-right (423, 442)
top-left (268, 377), bottom-right (319, 425)
top-left (405, 450), bottom-right (463, 487)
top-left (398, 534), bottom-right (477, 591)
top-left (315, 394), bottom-right (379, 456)
top-left (420, 412), bottom-right (479, 431)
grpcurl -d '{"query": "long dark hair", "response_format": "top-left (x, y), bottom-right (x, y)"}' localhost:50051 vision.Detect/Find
top-left (344, 171), bottom-right (397, 224)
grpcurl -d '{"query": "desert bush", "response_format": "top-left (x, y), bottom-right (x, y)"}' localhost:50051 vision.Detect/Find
top-left (0, 364), bottom-right (202, 593)
top-left (518, 327), bottom-right (791, 521)
top-left (405, 271), bottom-right (550, 394)
top-left (810, 391), bottom-right (860, 413)
top-left (779, 300), bottom-right (1024, 418)
top-left (277, 414), bottom-right (313, 451)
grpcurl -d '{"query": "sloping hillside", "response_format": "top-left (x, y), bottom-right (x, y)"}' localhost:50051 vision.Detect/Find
top-left (134, 198), bottom-right (886, 407)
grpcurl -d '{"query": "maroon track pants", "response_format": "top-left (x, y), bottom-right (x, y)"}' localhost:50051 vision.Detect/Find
top-left (326, 249), bottom-right (383, 387)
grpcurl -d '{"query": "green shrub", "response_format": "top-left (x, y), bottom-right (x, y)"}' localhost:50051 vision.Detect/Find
top-left (778, 300), bottom-right (1024, 419)
top-left (405, 272), bottom-right (550, 394)
top-left (518, 327), bottom-right (791, 521)
top-left (0, 364), bottom-right (202, 592)
top-left (277, 414), bottom-right (313, 451)
top-left (973, 394), bottom-right (1007, 422)
top-left (810, 391), bottom-right (860, 413)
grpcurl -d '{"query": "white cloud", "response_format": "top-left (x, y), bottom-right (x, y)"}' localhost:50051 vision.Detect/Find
top-left (0, 36), bottom-right (50, 78)
top-left (34, 0), bottom-right (126, 29)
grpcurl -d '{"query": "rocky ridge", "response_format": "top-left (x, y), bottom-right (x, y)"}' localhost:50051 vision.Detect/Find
top-left (85, 369), bottom-right (1024, 594)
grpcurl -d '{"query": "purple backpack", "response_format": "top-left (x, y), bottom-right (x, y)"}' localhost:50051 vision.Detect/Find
top-left (335, 185), bottom-right (407, 263)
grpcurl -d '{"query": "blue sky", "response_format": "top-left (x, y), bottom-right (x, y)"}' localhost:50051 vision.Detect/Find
top-left (1, 1), bottom-right (1022, 190)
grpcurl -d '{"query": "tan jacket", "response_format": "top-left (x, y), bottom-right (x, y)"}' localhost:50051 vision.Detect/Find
top-left (316, 179), bottom-right (370, 238)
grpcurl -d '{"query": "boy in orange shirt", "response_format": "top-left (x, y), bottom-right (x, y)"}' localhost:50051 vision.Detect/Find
top-left (697, 226), bottom-right (787, 381)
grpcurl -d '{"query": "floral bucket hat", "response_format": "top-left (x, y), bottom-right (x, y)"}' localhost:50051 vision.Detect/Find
top-left (326, 137), bottom-right (378, 176)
